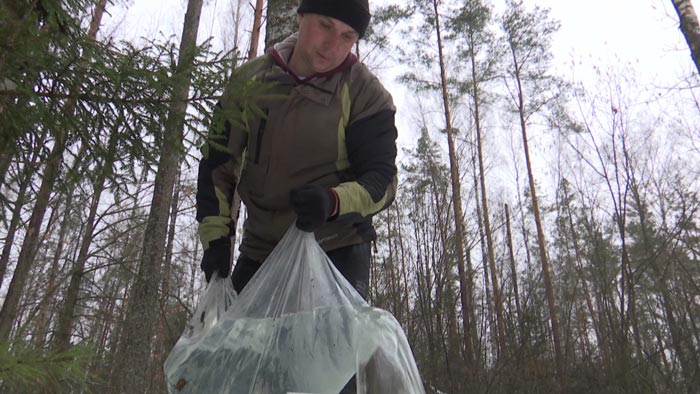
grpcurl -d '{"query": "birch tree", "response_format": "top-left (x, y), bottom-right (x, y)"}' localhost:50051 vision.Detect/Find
top-left (672, 0), bottom-right (700, 75)
top-left (265, 0), bottom-right (298, 50)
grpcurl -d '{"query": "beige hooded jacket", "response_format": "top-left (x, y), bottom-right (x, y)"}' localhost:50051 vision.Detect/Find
top-left (197, 33), bottom-right (398, 262)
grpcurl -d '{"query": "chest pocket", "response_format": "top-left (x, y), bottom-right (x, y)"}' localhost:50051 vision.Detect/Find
top-left (276, 85), bottom-right (343, 176)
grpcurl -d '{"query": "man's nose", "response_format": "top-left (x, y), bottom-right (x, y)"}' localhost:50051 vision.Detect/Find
top-left (323, 33), bottom-right (340, 49)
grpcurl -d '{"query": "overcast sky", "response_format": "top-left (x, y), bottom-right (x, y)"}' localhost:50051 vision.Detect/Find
top-left (102, 0), bottom-right (700, 152)
top-left (106, 1), bottom-right (700, 77)
top-left (538, 0), bottom-right (698, 83)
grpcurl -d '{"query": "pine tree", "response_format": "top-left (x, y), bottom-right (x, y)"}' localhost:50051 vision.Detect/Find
top-left (501, 0), bottom-right (564, 381)
top-left (451, 0), bottom-right (507, 359)
top-left (248, 0), bottom-right (265, 59)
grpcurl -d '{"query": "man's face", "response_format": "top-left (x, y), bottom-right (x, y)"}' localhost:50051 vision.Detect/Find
top-left (293, 13), bottom-right (359, 75)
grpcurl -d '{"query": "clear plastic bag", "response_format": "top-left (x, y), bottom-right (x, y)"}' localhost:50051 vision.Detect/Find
top-left (164, 225), bottom-right (425, 394)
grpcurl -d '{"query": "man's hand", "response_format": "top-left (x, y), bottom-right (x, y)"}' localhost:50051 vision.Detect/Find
top-left (290, 184), bottom-right (338, 232)
top-left (201, 237), bottom-right (232, 282)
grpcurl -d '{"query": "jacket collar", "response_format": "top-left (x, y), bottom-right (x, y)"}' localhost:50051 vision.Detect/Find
top-left (267, 33), bottom-right (357, 84)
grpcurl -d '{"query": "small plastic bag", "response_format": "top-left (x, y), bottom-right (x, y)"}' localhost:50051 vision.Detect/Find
top-left (188, 273), bottom-right (237, 337)
top-left (164, 272), bottom-right (236, 390)
top-left (164, 226), bottom-right (425, 394)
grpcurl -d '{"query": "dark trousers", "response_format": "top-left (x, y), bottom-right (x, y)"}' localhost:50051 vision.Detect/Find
top-left (230, 242), bottom-right (370, 393)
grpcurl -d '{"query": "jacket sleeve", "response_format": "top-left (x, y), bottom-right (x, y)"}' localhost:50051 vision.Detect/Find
top-left (196, 100), bottom-right (248, 250)
top-left (332, 107), bottom-right (398, 219)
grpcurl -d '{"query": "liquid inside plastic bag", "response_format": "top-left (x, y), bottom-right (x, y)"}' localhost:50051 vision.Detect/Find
top-left (164, 226), bottom-right (426, 394)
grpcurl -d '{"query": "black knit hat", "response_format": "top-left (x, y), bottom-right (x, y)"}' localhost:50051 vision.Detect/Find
top-left (297, 0), bottom-right (371, 39)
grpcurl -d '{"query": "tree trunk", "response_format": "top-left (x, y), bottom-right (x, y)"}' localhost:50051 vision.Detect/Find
top-left (11, 197), bottom-right (64, 336)
top-left (32, 197), bottom-right (72, 347)
top-left (671, 0), bottom-right (700, 75)
top-left (600, 122), bottom-right (636, 389)
top-left (430, 0), bottom-right (476, 375)
top-left (392, 203), bottom-right (411, 329)
top-left (414, 220), bottom-right (438, 387)
top-left (88, 0), bottom-right (108, 38)
top-left (265, 0), bottom-right (298, 50)
top-left (151, 168), bottom-right (183, 385)
top-left (97, 278), bottom-right (121, 356)
top-left (161, 169), bottom-right (181, 304)
top-left (0, 134), bottom-right (67, 340)
top-left (247, 0), bottom-right (265, 59)
top-left (471, 146), bottom-right (494, 363)
top-left (53, 104), bottom-right (116, 350)
top-left (110, 0), bottom-right (204, 390)
top-left (510, 46), bottom-right (564, 376)
top-left (565, 201), bottom-right (607, 367)
top-left (106, 280), bottom-right (132, 386)
top-left (468, 28), bottom-right (507, 358)
top-left (0, 152), bottom-right (12, 193)
top-left (0, 162), bottom-right (34, 288)
top-left (52, 139), bottom-right (114, 351)
top-left (457, 245), bottom-right (476, 372)
top-left (384, 205), bottom-right (402, 322)
top-left (505, 204), bottom-right (523, 345)
top-left (463, 249), bottom-right (480, 364)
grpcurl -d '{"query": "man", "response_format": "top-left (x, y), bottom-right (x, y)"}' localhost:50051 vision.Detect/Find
top-left (196, 0), bottom-right (397, 302)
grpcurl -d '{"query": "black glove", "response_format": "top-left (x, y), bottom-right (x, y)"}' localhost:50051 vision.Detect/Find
top-left (201, 237), bottom-right (232, 282)
top-left (290, 184), bottom-right (337, 232)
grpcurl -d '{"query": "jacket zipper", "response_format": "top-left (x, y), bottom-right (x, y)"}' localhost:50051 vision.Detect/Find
top-left (254, 108), bottom-right (269, 164)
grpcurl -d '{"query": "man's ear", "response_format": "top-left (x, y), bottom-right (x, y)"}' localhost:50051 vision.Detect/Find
top-left (297, 13), bottom-right (303, 25)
